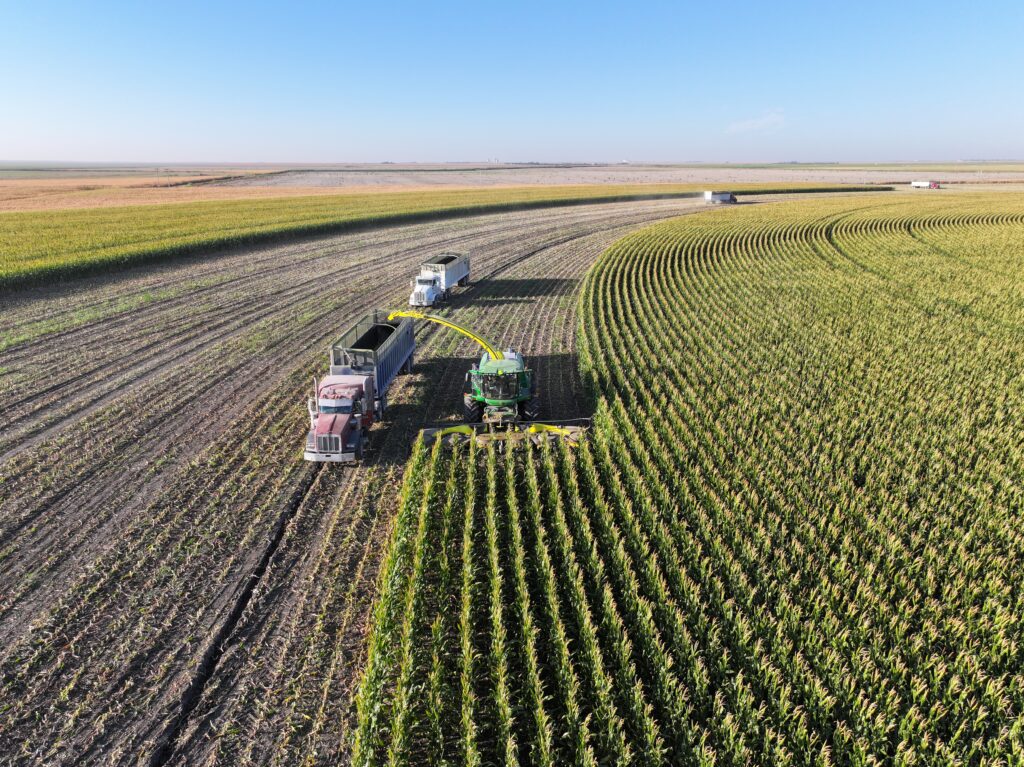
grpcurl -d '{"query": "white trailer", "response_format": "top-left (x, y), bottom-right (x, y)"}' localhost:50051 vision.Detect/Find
top-left (408, 252), bottom-right (471, 307)
top-left (911, 180), bottom-right (940, 189)
top-left (704, 190), bottom-right (738, 204)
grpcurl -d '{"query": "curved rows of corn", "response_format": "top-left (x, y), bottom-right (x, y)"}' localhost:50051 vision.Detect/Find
top-left (353, 194), bottom-right (1024, 766)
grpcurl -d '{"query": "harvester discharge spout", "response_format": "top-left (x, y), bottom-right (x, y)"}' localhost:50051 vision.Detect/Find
top-left (387, 310), bottom-right (503, 360)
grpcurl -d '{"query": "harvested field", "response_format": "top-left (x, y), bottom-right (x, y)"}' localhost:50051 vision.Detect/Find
top-left (0, 176), bottom-right (324, 212)
top-left (0, 197), bottom-right (708, 766)
top-left (217, 164), bottom-right (1024, 188)
top-left (7, 188), bottom-right (1021, 767)
top-left (5, 162), bottom-right (1023, 213)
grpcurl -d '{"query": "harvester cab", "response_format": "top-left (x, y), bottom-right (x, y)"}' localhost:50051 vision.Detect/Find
top-left (386, 310), bottom-right (589, 448)
top-left (464, 349), bottom-right (539, 425)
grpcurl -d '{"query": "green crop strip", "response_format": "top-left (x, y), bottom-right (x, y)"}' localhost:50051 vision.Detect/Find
top-left (0, 184), bottom-right (886, 290)
top-left (354, 192), bottom-right (1024, 765)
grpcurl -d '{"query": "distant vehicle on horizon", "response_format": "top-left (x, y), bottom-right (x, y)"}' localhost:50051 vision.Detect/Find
top-left (704, 190), bottom-right (738, 204)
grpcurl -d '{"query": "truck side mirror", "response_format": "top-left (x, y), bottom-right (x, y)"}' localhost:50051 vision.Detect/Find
top-left (308, 398), bottom-right (317, 416)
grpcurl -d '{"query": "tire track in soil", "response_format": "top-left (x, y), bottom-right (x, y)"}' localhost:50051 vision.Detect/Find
top-left (0, 198), bottom-right (704, 767)
top-left (147, 461), bottom-right (338, 767)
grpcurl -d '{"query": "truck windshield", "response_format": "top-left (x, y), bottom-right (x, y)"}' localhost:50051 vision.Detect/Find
top-left (416, 278), bottom-right (434, 285)
top-left (320, 404), bottom-right (352, 414)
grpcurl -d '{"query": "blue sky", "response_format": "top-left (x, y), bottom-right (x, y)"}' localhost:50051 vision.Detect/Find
top-left (2, 0), bottom-right (1022, 162)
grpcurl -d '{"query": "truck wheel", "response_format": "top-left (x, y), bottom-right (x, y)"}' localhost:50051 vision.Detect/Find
top-left (463, 397), bottom-right (483, 423)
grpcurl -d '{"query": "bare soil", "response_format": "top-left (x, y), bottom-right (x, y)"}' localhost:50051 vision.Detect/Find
top-left (0, 175), bottom-right (327, 211)
top-left (217, 164), bottom-right (1024, 188)
top-left (5, 162), bottom-right (1024, 211)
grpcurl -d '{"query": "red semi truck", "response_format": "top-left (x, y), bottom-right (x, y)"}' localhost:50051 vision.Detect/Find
top-left (304, 311), bottom-right (415, 462)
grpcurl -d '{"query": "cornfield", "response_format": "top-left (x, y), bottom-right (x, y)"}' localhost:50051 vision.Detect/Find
top-left (353, 193), bottom-right (1024, 766)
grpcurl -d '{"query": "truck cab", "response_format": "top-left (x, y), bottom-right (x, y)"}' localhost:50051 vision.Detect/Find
top-left (408, 253), bottom-right (470, 307)
top-left (409, 275), bottom-right (442, 307)
top-left (304, 374), bottom-right (373, 462)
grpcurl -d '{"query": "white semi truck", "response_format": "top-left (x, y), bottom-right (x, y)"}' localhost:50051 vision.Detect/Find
top-left (704, 190), bottom-right (738, 204)
top-left (408, 253), bottom-right (470, 307)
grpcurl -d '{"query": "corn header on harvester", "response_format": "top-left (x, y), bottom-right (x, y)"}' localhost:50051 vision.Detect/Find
top-left (387, 310), bottom-right (589, 448)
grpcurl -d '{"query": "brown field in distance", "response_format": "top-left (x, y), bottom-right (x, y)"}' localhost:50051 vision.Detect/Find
top-left (0, 175), bottom-right (399, 211)
top-left (4, 162), bottom-right (1024, 211)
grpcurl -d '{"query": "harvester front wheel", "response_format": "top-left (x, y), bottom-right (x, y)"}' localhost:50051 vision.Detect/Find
top-left (463, 397), bottom-right (483, 423)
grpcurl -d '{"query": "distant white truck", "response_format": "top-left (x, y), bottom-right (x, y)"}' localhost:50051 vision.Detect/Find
top-left (704, 190), bottom-right (738, 204)
top-left (408, 253), bottom-right (471, 307)
top-left (911, 180), bottom-right (941, 189)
